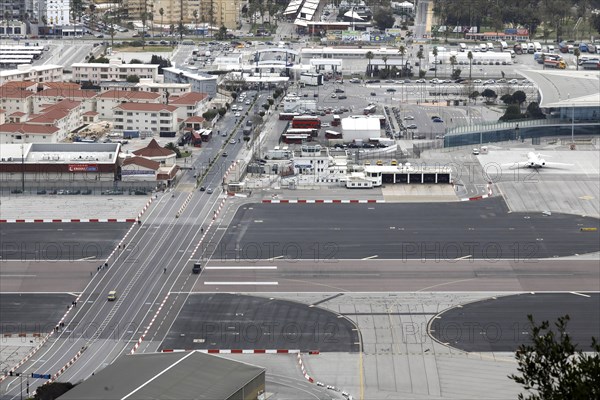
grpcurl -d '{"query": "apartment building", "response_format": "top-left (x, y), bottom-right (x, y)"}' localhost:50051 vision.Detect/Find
top-left (162, 67), bottom-right (217, 97)
top-left (96, 90), bottom-right (161, 120)
top-left (113, 103), bottom-right (179, 134)
top-left (144, 0), bottom-right (241, 30)
top-left (0, 64), bottom-right (64, 85)
top-left (71, 59), bottom-right (159, 85)
top-left (0, 86), bottom-right (35, 119)
top-left (34, 88), bottom-right (97, 113)
top-left (27, 99), bottom-right (83, 142)
top-left (100, 79), bottom-right (191, 103)
top-left (0, 123), bottom-right (60, 144)
top-left (169, 92), bottom-right (208, 121)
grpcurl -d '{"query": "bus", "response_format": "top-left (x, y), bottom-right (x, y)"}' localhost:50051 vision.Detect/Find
top-left (332, 115), bottom-right (341, 127)
top-left (291, 116), bottom-right (321, 129)
top-left (286, 128), bottom-right (318, 137)
top-left (279, 112), bottom-right (300, 121)
top-left (282, 133), bottom-right (312, 144)
top-left (363, 105), bottom-right (377, 115)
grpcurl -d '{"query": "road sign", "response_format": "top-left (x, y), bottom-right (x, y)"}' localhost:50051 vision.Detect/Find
top-left (31, 373), bottom-right (51, 379)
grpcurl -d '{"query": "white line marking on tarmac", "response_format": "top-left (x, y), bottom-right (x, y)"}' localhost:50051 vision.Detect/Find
top-left (0, 274), bottom-right (37, 277)
top-left (203, 281), bottom-right (279, 285)
top-left (267, 255), bottom-right (284, 261)
top-left (454, 255), bottom-right (472, 260)
top-left (204, 266), bottom-right (278, 270)
top-left (76, 256), bottom-right (97, 261)
top-left (570, 291), bottom-right (591, 298)
top-left (362, 255), bottom-right (379, 260)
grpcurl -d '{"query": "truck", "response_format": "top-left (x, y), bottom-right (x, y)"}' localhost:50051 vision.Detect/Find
top-left (513, 43), bottom-right (523, 55)
top-left (300, 72), bottom-right (323, 86)
top-left (544, 59), bottom-right (566, 69)
top-left (500, 41), bottom-right (508, 51)
top-left (534, 42), bottom-right (542, 52)
top-left (527, 43), bottom-right (535, 53)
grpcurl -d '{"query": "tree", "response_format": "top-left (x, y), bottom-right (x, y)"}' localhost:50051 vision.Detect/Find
top-left (215, 25), bottom-right (227, 40)
top-left (164, 142), bottom-right (181, 158)
top-left (416, 49), bottom-right (424, 77)
top-left (130, 59), bottom-right (143, 64)
top-left (513, 90), bottom-right (527, 106)
top-left (481, 88), bottom-right (497, 103)
top-left (499, 104), bottom-right (523, 121)
top-left (467, 51), bottom-right (473, 80)
top-left (469, 91), bottom-right (480, 104)
top-left (451, 68), bottom-right (461, 80)
top-left (501, 94), bottom-right (515, 105)
top-left (126, 75), bottom-right (140, 83)
top-left (449, 55), bottom-right (457, 77)
top-left (398, 45), bottom-right (406, 76)
top-left (218, 107), bottom-right (227, 116)
top-left (33, 382), bottom-right (75, 400)
top-left (373, 7), bottom-right (395, 30)
top-left (574, 48), bottom-right (581, 70)
top-left (159, 7), bottom-right (164, 36)
top-left (526, 102), bottom-right (546, 119)
top-left (365, 51), bottom-right (374, 77)
top-left (381, 55), bottom-right (388, 75)
top-left (202, 110), bottom-right (217, 120)
top-left (510, 315), bottom-right (600, 399)
top-left (432, 46), bottom-right (438, 78)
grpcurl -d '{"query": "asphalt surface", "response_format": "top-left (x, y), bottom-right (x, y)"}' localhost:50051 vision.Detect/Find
top-left (216, 197), bottom-right (600, 260)
top-left (0, 223), bottom-right (131, 261)
top-left (429, 293), bottom-right (600, 352)
top-left (159, 293), bottom-right (359, 352)
top-left (0, 293), bottom-right (76, 334)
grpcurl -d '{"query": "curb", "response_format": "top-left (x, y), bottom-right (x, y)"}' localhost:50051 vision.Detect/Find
top-left (176, 191), bottom-right (194, 218)
top-left (130, 293), bottom-right (170, 355)
top-left (161, 349), bottom-right (300, 354)
top-left (0, 218), bottom-right (137, 223)
top-left (137, 196), bottom-right (154, 220)
top-left (297, 352), bottom-right (314, 383)
top-left (261, 199), bottom-right (385, 204)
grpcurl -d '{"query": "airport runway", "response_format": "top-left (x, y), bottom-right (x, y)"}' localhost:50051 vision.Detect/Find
top-left (429, 292), bottom-right (600, 352)
top-left (0, 293), bottom-right (76, 334)
top-left (0, 260), bottom-right (99, 292)
top-left (0, 223), bottom-right (131, 260)
top-left (196, 259), bottom-right (600, 292)
top-left (160, 293), bottom-right (358, 352)
top-left (216, 198), bottom-right (600, 260)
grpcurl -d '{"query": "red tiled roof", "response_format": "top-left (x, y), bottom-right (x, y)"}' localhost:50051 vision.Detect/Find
top-left (185, 116), bottom-right (205, 123)
top-left (83, 111), bottom-right (99, 116)
top-left (0, 123), bottom-right (59, 135)
top-left (115, 103), bottom-right (177, 112)
top-left (37, 88), bottom-right (97, 99)
top-left (10, 111), bottom-right (26, 117)
top-left (169, 92), bottom-right (208, 105)
top-left (0, 81), bottom-right (37, 90)
top-left (42, 82), bottom-right (81, 90)
top-left (122, 156), bottom-right (160, 170)
top-left (132, 139), bottom-right (176, 157)
top-left (0, 87), bottom-right (35, 99)
top-left (98, 90), bottom-right (161, 101)
top-left (27, 109), bottom-right (70, 124)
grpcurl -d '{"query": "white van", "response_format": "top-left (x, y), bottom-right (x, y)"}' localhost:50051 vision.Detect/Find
top-left (527, 43), bottom-right (535, 53)
top-left (500, 41), bottom-right (508, 51)
top-left (459, 43), bottom-right (467, 52)
top-left (534, 42), bottom-right (542, 52)
top-left (486, 42), bottom-right (494, 51)
top-left (479, 43), bottom-right (488, 52)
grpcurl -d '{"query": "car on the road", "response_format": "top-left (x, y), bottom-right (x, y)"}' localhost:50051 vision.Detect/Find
top-left (316, 382), bottom-right (325, 387)
top-left (338, 95), bottom-right (347, 99)
top-left (473, 79), bottom-right (482, 83)
top-left (200, 186), bottom-right (206, 191)
top-left (483, 79), bottom-right (495, 85)
top-left (370, 92), bottom-right (377, 96)
top-left (404, 115), bottom-right (415, 120)
top-left (416, 79), bottom-right (426, 83)
top-left (432, 117), bottom-right (444, 123)
top-left (349, 78), bottom-right (360, 83)
top-left (508, 79), bottom-right (519, 84)
top-left (335, 88), bottom-right (345, 93)
top-left (234, 112), bottom-right (241, 117)
top-left (229, 139), bottom-right (236, 144)
top-left (386, 88), bottom-right (396, 92)
top-left (222, 152), bottom-right (228, 157)
top-left (107, 290), bottom-right (117, 301)
top-left (206, 188), bottom-right (213, 194)
top-left (330, 93), bottom-right (337, 98)
top-left (472, 148), bottom-right (480, 155)
top-left (407, 124), bottom-right (418, 129)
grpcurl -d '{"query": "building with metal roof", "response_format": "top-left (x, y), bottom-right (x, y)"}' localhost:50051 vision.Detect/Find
top-left (58, 351), bottom-right (265, 400)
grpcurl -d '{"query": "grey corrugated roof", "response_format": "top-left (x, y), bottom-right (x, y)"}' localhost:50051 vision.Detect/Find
top-left (517, 69), bottom-right (600, 107)
top-left (58, 351), bottom-right (264, 400)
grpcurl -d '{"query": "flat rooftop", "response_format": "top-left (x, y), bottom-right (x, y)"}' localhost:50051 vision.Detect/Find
top-left (0, 143), bottom-right (121, 164)
top-left (518, 69), bottom-right (600, 107)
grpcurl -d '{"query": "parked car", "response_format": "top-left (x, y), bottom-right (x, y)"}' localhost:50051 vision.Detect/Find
top-left (386, 88), bottom-right (396, 92)
top-left (407, 124), bottom-right (418, 129)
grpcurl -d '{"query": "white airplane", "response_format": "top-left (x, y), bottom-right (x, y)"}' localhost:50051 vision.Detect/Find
top-left (502, 152), bottom-right (574, 169)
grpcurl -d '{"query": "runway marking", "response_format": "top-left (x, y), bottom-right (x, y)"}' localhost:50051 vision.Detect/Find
top-left (455, 255), bottom-right (472, 260)
top-left (203, 281), bottom-right (279, 285)
top-left (204, 266), bottom-right (278, 270)
top-left (570, 291), bottom-right (591, 298)
top-left (0, 274), bottom-right (37, 277)
top-left (76, 256), bottom-right (97, 261)
top-left (267, 255), bottom-right (284, 260)
top-left (362, 255), bottom-right (379, 260)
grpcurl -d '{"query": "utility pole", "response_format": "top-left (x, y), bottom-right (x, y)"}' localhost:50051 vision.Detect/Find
top-left (21, 143), bottom-right (25, 193)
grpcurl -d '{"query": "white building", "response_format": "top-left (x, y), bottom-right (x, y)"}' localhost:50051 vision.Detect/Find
top-left (96, 90), bottom-right (161, 120)
top-left (99, 79), bottom-right (192, 103)
top-left (281, 94), bottom-right (317, 112)
top-left (168, 92), bottom-right (209, 121)
top-left (113, 103), bottom-right (179, 135)
top-left (34, 88), bottom-right (97, 113)
top-left (26, 99), bottom-right (83, 141)
top-left (44, 0), bottom-right (70, 26)
top-left (341, 116), bottom-right (381, 142)
top-left (213, 54), bottom-right (244, 71)
top-left (0, 86), bottom-right (35, 119)
top-left (0, 123), bottom-right (60, 144)
top-left (71, 59), bottom-right (159, 85)
top-left (0, 64), bottom-right (64, 85)
top-left (162, 67), bottom-right (218, 97)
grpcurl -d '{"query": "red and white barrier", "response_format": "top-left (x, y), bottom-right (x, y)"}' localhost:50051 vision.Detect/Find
top-left (162, 349), bottom-right (300, 354)
top-left (460, 194), bottom-right (490, 202)
top-left (262, 199), bottom-right (385, 204)
top-left (297, 352), bottom-right (314, 383)
top-left (0, 218), bottom-right (137, 223)
top-left (137, 196), bottom-right (154, 220)
top-left (130, 293), bottom-right (170, 355)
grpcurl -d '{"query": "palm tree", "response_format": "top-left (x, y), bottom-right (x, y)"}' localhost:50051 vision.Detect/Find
top-left (159, 7), bottom-right (164, 36)
top-left (449, 55), bottom-right (457, 77)
top-left (365, 51), bottom-right (374, 77)
top-left (467, 51), bottom-right (473, 80)
top-left (432, 47), bottom-right (438, 78)
top-left (382, 55), bottom-right (388, 76)
top-left (574, 48), bottom-right (581, 70)
top-left (398, 45), bottom-right (406, 77)
top-left (416, 49), bottom-right (424, 77)
top-left (89, 4), bottom-right (96, 30)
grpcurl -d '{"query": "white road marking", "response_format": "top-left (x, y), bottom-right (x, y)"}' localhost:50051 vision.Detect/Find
top-left (204, 281), bottom-right (279, 285)
top-left (204, 266), bottom-right (277, 270)
top-left (361, 255), bottom-right (379, 260)
top-left (570, 291), bottom-right (591, 298)
top-left (454, 255), bottom-right (472, 260)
